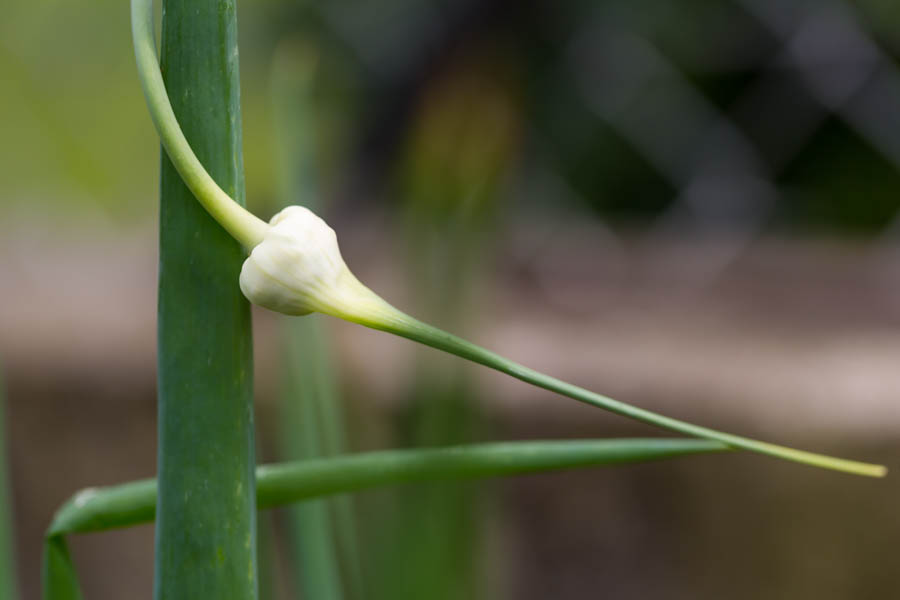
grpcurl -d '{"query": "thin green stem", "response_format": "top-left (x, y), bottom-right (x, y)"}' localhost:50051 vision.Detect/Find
top-left (131, 0), bottom-right (268, 249)
top-left (351, 311), bottom-right (887, 478)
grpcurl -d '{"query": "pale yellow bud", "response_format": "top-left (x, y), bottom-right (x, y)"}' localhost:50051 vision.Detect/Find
top-left (239, 206), bottom-right (394, 322)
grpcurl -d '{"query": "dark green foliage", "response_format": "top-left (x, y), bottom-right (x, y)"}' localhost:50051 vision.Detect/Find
top-left (779, 119), bottom-right (900, 234)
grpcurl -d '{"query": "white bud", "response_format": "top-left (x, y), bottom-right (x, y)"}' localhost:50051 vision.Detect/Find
top-left (240, 206), bottom-right (380, 318)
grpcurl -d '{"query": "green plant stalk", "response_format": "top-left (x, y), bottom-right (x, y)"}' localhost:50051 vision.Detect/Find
top-left (281, 319), bottom-right (345, 600)
top-left (0, 366), bottom-right (18, 600)
top-left (271, 42), bottom-right (352, 600)
top-left (47, 439), bottom-right (725, 538)
top-left (305, 330), bottom-right (363, 600)
top-left (151, 1), bottom-right (257, 599)
top-left (131, 0), bottom-right (885, 479)
top-left (132, 0), bottom-right (266, 250)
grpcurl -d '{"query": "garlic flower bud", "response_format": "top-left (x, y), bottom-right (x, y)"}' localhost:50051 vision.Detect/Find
top-left (239, 206), bottom-right (396, 323)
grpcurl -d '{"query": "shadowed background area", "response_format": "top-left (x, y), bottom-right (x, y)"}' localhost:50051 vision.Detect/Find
top-left (1, 0), bottom-right (899, 598)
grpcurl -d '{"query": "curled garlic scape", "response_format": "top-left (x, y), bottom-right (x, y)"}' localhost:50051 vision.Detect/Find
top-left (132, 0), bottom-right (886, 478)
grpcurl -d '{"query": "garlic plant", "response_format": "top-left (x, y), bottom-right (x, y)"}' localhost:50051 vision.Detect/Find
top-left (132, 0), bottom-right (884, 479)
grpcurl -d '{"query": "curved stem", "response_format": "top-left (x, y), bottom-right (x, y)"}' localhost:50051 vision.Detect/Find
top-left (130, 0), bottom-right (885, 480)
top-left (131, 0), bottom-right (268, 249)
top-left (350, 309), bottom-right (886, 478)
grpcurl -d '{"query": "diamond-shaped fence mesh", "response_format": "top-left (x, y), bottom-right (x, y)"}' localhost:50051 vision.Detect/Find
top-left (551, 0), bottom-right (900, 283)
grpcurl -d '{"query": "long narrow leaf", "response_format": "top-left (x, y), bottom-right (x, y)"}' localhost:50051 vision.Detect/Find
top-left (47, 439), bottom-right (724, 538)
top-left (42, 439), bottom-right (724, 597)
top-left (41, 537), bottom-right (81, 600)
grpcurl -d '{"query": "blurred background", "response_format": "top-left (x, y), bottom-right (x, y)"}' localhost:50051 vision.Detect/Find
top-left (2, 0), bottom-right (900, 598)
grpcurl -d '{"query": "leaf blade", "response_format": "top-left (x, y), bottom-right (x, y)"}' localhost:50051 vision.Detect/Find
top-left (48, 439), bottom-right (725, 537)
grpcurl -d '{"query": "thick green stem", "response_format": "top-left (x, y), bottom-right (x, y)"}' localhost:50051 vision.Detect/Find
top-left (152, 1), bottom-right (258, 599)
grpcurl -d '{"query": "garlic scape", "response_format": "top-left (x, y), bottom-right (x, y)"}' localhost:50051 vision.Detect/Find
top-left (131, 0), bottom-right (267, 250)
top-left (132, 0), bottom-right (885, 478)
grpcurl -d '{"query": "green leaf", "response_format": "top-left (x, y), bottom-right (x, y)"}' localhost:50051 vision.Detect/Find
top-left (41, 537), bottom-right (81, 600)
top-left (48, 439), bottom-right (724, 538)
top-left (43, 439), bottom-right (724, 598)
